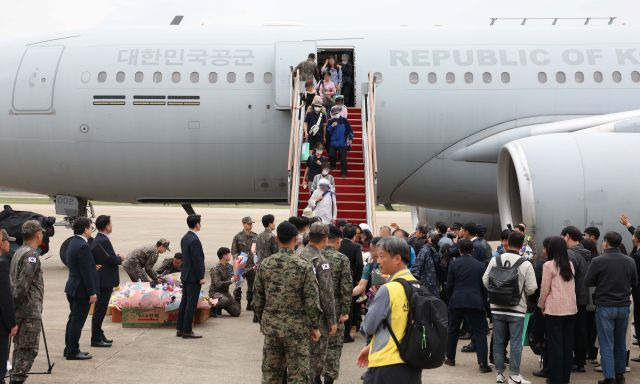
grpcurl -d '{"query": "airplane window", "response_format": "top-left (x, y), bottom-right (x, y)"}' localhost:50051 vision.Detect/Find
top-left (427, 72), bottom-right (437, 84)
top-left (575, 71), bottom-right (584, 83)
top-left (227, 72), bottom-right (236, 83)
top-left (264, 72), bottom-right (273, 84)
top-left (501, 72), bottom-right (510, 83)
top-left (537, 72), bottom-right (547, 83)
top-left (135, 71), bottom-right (144, 83)
top-left (97, 71), bottom-right (107, 83)
top-left (594, 71), bottom-right (603, 83)
top-left (153, 72), bottom-right (162, 83)
top-left (409, 72), bottom-right (419, 84)
top-left (446, 72), bottom-right (455, 84)
top-left (464, 72), bottom-right (473, 84)
top-left (190, 72), bottom-right (199, 83)
top-left (116, 71), bottom-right (125, 83)
top-left (245, 72), bottom-right (255, 83)
top-left (556, 71), bottom-right (566, 84)
top-left (374, 72), bottom-right (383, 83)
top-left (209, 72), bottom-right (218, 83)
top-left (612, 71), bottom-right (622, 83)
top-left (632, 71), bottom-right (640, 83)
top-left (482, 72), bottom-right (492, 83)
top-left (172, 72), bottom-right (181, 83)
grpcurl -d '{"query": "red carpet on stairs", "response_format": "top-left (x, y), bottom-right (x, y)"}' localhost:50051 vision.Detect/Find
top-left (296, 108), bottom-right (369, 225)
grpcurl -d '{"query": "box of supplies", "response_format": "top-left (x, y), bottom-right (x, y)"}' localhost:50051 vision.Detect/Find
top-left (194, 308), bottom-right (210, 324)
top-left (122, 308), bottom-right (178, 328)
top-left (111, 307), bottom-right (122, 323)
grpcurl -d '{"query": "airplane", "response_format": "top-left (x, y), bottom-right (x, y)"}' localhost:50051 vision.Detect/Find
top-left (1, 19), bottom-right (639, 248)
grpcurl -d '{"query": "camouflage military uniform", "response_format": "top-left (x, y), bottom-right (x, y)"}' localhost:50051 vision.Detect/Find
top-left (253, 248), bottom-right (322, 384)
top-left (295, 59), bottom-right (320, 82)
top-left (10, 245), bottom-right (44, 383)
top-left (123, 245), bottom-right (160, 283)
top-left (231, 230), bottom-right (257, 307)
top-left (209, 263), bottom-right (241, 317)
top-left (155, 257), bottom-right (181, 276)
top-left (300, 244), bottom-right (336, 382)
top-left (322, 247), bottom-right (353, 381)
top-left (256, 228), bottom-right (279, 265)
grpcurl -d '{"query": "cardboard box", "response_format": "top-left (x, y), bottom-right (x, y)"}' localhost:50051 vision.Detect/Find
top-left (111, 308), bottom-right (122, 323)
top-left (122, 308), bottom-right (178, 328)
top-left (194, 308), bottom-right (210, 324)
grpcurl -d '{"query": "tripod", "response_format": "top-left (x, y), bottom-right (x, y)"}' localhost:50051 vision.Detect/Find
top-left (6, 318), bottom-right (55, 381)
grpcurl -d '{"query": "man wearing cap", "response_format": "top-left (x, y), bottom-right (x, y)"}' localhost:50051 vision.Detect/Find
top-left (122, 238), bottom-right (170, 285)
top-left (327, 104), bottom-right (353, 177)
top-left (322, 224), bottom-right (352, 384)
top-left (308, 179), bottom-right (338, 225)
top-left (332, 94), bottom-right (348, 118)
top-left (295, 53), bottom-right (321, 83)
top-left (231, 217), bottom-right (258, 310)
top-left (301, 222), bottom-right (337, 383)
top-left (0, 229), bottom-right (17, 383)
top-left (10, 220), bottom-right (45, 382)
top-left (155, 253), bottom-right (183, 276)
top-left (253, 221), bottom-right (322, 384)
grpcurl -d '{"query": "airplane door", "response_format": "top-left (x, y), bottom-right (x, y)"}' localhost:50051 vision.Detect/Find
top-left (12, 45), bottom-right (65, 114)
top-left (274, 41), bottom-right (316, 110)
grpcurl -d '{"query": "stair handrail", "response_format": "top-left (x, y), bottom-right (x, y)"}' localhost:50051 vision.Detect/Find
top-left (288, 70), bottom-right (305, 217)
top-left (362, 72), bottom-right (378, 233)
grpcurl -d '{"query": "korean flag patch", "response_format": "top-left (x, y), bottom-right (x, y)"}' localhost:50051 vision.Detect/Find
top-left (321, 263), bottom-right (330, 271)
top-left (27, 256), bottom-right (37, 263)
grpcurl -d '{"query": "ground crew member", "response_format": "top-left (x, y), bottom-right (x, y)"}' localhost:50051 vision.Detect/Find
top-left (253, 221), bottom-right (322, 384)
top-left (256, 214), bottom-right (279, 265)
top-left (231, 217), bottom-right (257, 310)
top-left (122, 238), bottom-right (170, 284)
top-left (156, 253), bottom-right (182, 276)
top-left (9, 220), bottom-right (45, 384)
top-left (300, 222), bottom-right (337, 384)
top-left (209, 247), bottom-right (241, 317)
top-left (322, 224), bottom-right (353, 384)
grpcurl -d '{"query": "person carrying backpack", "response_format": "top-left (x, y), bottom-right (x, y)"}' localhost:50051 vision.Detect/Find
top-left (327, 105), bottom-right (353, 177)
top-left (483, 231), bottom-right (537, 384)
top-left (358, 237), bottom-right (448, 384)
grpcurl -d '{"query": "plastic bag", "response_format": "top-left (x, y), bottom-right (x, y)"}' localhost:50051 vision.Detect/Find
top-left (301, 142), bottom-right (310, 161)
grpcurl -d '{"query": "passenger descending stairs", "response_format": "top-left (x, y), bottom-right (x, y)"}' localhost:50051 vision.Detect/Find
top-left (288, 71), bottom-right (378, 229)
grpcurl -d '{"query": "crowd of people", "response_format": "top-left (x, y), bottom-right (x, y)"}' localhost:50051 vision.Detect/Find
top-left (1, 210), bottom-right (640, 384)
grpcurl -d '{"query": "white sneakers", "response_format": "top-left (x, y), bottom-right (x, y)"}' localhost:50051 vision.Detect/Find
top-left (508, 375), bottom-right (531, 384)
top-left (496, 373), bottom-right (506, 383)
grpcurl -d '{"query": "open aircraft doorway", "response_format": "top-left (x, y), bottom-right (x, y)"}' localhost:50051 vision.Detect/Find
top-left (317, 48), bottom-right (356, 107)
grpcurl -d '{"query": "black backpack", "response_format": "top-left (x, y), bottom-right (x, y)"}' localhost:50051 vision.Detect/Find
top-left (487, 255), bottom-right (526, 307)
top-left (383, 278), bottom-right (448, 370)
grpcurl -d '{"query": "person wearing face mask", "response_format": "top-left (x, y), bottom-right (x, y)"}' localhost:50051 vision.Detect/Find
top-left (340, 53), bottom-right (354, 107)
top-left (304, 97), bottom-right (327, 153)
top-left (317, 71), bottom-right (337, 109)
top-left (328, 105), bottom-right (353, 177)
top-left (303, 143), bottom-right (328, 190)
top-left (311, 161), bottom-right (335, 193)
top-left (308, 179), bottom-right (338, 225)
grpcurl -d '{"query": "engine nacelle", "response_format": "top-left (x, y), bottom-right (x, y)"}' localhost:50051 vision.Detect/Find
top-left (497, 132), bottom-right (640, 249)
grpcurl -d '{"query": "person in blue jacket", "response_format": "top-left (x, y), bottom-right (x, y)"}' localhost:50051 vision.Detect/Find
top-left (327, 105), bottom-right (353, 177)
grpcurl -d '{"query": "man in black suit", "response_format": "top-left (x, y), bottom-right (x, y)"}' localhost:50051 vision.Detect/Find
top-left (444, 239), bottom-right (492, 373)
top-left (64, 218), bottom-right (97, 360)
top-left (90, 215), bottom-right (123, 348)
top-left (0, 229), bottom-right (17, 381)
top-left (176, 214), bottom-right (205, 339)
top-left (338, 224), bottom-right (362, 343)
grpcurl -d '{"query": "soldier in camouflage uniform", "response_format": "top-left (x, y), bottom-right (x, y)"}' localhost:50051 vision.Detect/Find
top-left (231, 217), bottom-right (258, 310)
top-left (300, 222), bottom-right (337, 384)
top-left (253, 221), bottom-right (322, 384)
top-left (209, 247), bottom-right (241, 317)
top-left (155, 253), bottom-right (182, 277)
top-left (321, 224), bottom-right (353, 384)
top-left (294, 53), bottom-right (321, 82)
top-left (122, 238), bottom-right (170, 285)
top-left (9, 220), bottom-right (45, 384)
top-left (256, 214), bottom-right (279, 265)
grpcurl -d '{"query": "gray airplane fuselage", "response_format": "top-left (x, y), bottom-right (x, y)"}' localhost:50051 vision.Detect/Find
top-left (1, 25), bottom-right (640, 215)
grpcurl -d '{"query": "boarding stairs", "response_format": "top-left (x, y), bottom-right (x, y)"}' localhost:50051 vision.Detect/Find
top-left (287, 72), bottom-right (378, 229)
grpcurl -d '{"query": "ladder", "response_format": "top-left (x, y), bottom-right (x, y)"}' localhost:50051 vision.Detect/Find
top-left (287, 72), bottom-right (378, 230)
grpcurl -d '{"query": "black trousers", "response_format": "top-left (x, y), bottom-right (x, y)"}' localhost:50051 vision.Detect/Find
top-left (329, 146), bottom-right (348, 176)
top-left (344, 297), bottom-right (361, 339)
top-left (0, 329), bottom-right (8, 380)
top-left (447, 308), bottom-right (488, 365)
top-left (177, 282), bottom-right (200, 334)
top-left (573, 305), bottom-right (587, 367)
top-left (91, 287), bottom-right (113, 343)
top-left (546, 314), bottom-right (576, 384)
top-left (363, 363), bottom-right (421, 384)
top-left (65, 294), bottom-right (91, 356)
top-left (586, 309), bottom-right (598, 360)
top-left (342, 83), bottom-right (354, 107)
top-left (633, 293), bottom-right (640, 349)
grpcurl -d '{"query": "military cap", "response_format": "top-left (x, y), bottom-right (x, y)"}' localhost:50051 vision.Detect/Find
top-left (157, 238), bottom-right (171, 251)
top-left (21, 220), bottom-right (43, 236)
top-left (309, 222), bottom-right (329, 236)
top-left (328, 224), bottom-right (342, 239)
top-left (277, 221), bottom-right (298, 241)
top-left (242, 216), bottom-right (255, 224)
top-left (1, 229), bottom-right (15, 242)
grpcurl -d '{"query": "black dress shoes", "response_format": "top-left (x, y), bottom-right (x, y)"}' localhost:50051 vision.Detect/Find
top-left (182, 332), bottom-right (202, 339)
top-left (67, 352), bottom-right (93, 360)
top-left (102, 337), bottom-right (113, 344)
top-left (91, 340), bottom-right (112, 348)
top-left (176, 331), bottom-right (183, 337)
